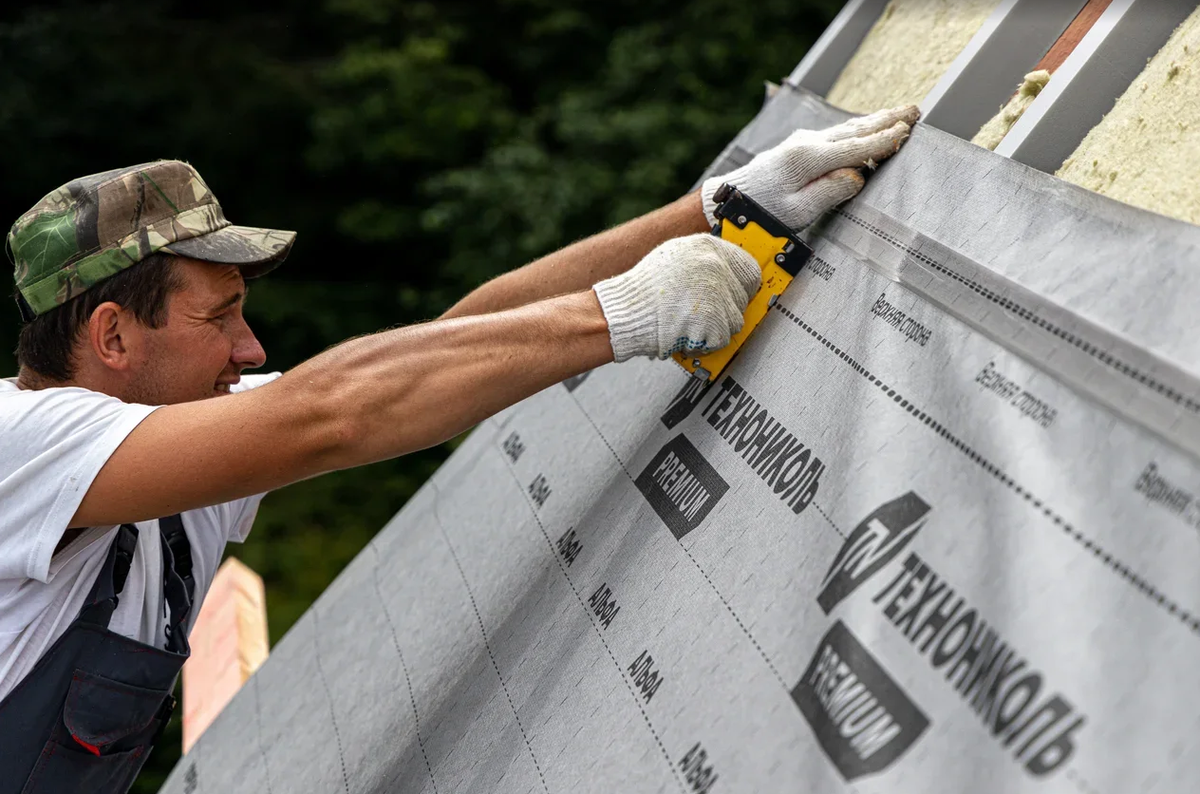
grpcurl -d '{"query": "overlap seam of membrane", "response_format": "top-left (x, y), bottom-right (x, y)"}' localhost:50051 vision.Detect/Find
top-left (559, 288), bottom-right (1200, 648)
top-left (489, 439), bottom-right (690, 793)
top-left (836, 205), bottom-right (1200, 414)
top-left (701, 80), bottom-right (1200, 459)
top-left (769, 299), bottom-right (1200, 639)
top-left (813, 204), bottom-right (1200, 462)
top-left (428, 480), bottom-right (551, 794)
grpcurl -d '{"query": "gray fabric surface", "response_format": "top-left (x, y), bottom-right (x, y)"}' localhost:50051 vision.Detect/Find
top-left (162, 84), bottom-right (1200, 793)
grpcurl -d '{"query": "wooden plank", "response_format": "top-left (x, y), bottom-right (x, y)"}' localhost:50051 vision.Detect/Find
top-left (181, 557), bottom-right (270, 754)
top-left (1032, 0), bottom-right (1115, 74)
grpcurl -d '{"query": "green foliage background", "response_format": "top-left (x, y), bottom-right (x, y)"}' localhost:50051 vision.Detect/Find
top-left (0, 0), bottom-right (839, 788)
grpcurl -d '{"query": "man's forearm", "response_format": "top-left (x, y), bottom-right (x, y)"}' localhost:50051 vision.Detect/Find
top-left (315, 291), bottom-right (613, 467)
top-left (442, 191), bottom-right (710, 319)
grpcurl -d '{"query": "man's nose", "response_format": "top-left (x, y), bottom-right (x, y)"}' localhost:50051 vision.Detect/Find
top-left (231, 316), bottom-right (267, 369)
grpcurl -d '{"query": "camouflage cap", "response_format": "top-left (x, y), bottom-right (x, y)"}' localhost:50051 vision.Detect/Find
top-left (8, 160), bottom-right (296, 317)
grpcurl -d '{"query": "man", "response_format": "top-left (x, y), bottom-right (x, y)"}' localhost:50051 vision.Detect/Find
top-left (0, 104), bottom-right (916, 792)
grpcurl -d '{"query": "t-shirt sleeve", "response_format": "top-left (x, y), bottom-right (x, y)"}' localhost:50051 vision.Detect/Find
top-left (182, 491), bottom-right (268, 555)
top-left (0, 386), bottom-right (159, 583)
top-left (230, 372), bottom-right (282, 394)
top-left (217, 371), bottom-right (281, 543)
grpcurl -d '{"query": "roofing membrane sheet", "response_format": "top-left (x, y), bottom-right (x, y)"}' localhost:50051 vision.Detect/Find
top-left (162, 81), bottom-right (1200, 793)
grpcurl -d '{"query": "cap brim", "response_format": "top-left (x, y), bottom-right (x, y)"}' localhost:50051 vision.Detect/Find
top-left (161, 224), bottom-right (296, 279)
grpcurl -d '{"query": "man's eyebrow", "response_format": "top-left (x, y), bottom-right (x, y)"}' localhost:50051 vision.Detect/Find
top-left (210, 288), bottom-right (247, 314)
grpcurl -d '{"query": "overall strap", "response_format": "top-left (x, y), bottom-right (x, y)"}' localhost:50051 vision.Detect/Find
top-left (158, 514), bottom-right (194, 604)
top-left (77, 524), bottom-right (139, 629)
top-left (74, 514), bottom-right (194, 654)
top-left (159, 515), bottom-right (193, 655)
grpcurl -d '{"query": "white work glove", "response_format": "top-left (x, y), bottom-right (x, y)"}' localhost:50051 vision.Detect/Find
top-left (701, 105), bottom-right (920, 230)
top-left (594, 234), bottom-right (760, 362)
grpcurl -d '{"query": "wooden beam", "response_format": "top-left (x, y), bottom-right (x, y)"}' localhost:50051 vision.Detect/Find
top-left (1032, 0), bottom-right (1115, 73)
top-left (182, 558), bottom-right (270, 754)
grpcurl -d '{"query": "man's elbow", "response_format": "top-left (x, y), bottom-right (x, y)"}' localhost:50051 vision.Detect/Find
top-left (262, 372), bottom-right (367, 476)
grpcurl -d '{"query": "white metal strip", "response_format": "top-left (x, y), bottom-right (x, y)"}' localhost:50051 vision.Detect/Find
top-left (786, 0), bottom-right (890, 97)
top-left (919, 0), bottom-right (1088, 140)
top-left (993, 0), bottom-right (1195, 171)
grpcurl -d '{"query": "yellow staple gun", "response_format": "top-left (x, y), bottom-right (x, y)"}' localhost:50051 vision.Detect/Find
top-left (673, 183), bottom-right (812, 381)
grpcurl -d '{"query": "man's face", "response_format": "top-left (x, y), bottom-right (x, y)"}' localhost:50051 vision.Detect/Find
top-left (123, 258), bottom-right (267, 405)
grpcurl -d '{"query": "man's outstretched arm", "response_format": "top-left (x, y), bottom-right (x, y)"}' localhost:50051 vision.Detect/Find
top-left (71, 291), bottom-right (613, 527)
top-left (442, 104), bottom-right (919, 319)
top-left (70, 234), bottom-right (760, 527)
top-left (441, 192), bottom-right (709, 319)
top-left (72, 105), bottom-right (919, 527)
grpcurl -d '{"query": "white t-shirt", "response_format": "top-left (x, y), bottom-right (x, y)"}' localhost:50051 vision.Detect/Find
top-left (0, 373), bottom-right (280, 701)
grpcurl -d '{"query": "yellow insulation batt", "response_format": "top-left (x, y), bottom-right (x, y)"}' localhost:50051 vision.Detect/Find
top-left (825, 0), bottom-right (1001, 113)
top-left (972, 70), bottom-right (1051, 151)
top-left (1057, 7), bottom-right (1200, 224)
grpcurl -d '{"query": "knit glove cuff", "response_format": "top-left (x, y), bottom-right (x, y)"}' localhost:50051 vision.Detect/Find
top-left (594, 234), bottom-right (761, 362)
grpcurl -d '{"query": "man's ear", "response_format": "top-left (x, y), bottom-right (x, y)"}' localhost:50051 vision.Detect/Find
top-left (86, 301), bottom-right (136, 372)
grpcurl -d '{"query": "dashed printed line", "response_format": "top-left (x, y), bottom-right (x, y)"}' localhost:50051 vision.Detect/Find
top-left (773, 301), bottom-right (1200, 638)
top-left (563, 393), bottom-right (790, 691)
top-left (310, 609), bottom-right (351, 794)
top-left (370, 544), bottom-right (439, 794)
top-left (492, 447), bottom-right (690, 794)
top-left (837, 209), bottom-right (1200, 414)
top-left (429, 484), bottom-right (550, 794)
top-left (809, 501), bottom-right (846, 541)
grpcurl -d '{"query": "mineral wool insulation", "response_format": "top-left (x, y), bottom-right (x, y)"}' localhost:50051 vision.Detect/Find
top-left (972, 70), bottom-right (1051, 152)
top-left (824, 0), bottom-right (1000, 113)
top-left (1057, 6), bottom-right (1200, 225)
